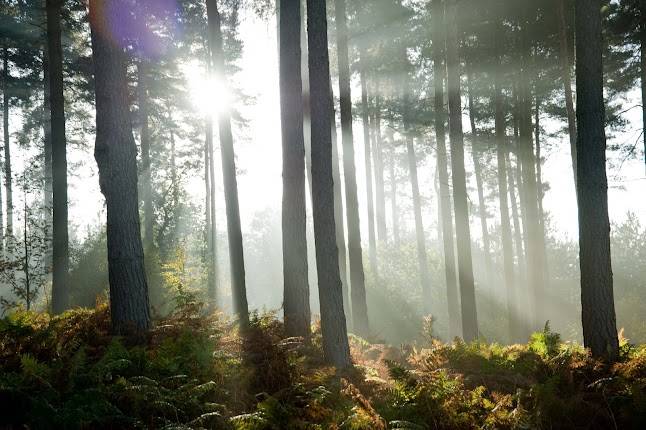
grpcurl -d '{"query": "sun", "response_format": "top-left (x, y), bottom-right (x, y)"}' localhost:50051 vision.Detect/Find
top-left (182, 60), bottom-right (231, 118)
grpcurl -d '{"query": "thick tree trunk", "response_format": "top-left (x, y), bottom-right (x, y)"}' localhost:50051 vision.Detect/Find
top-left (334, 0), bottom-right (369, 336)
top-left (46, 0), bottom-right (70, 314)
top-left (446, 0), bottom-right (478, 342)
top-left (206, 0), bottom-right (249, 327)
top-left (306, 0), bottom-right (352, 367)
top-left (2, 47), bottom-right (12, 241)
top-left (279, 0), bottom-right (311, 339)
top-left (137, 63), bottom-right (153, 250)
top-left (432, 0), bottom-right (460, 339)
top-left (466, 72), bottom-right (492, 289)
top-left (359, 58), bottom-right (377, 278)
top-left (575, 0), bottom-right (619, 360)
top-left (557, 0), bottom-right (578, 188)
top-left (89, 0), bottom-right (150, 334)
top-left (373, 94), bottom-right (387, 243)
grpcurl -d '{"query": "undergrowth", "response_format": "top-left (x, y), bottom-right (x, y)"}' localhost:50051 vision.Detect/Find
top-left (1, 304), bottom-right (646, 429)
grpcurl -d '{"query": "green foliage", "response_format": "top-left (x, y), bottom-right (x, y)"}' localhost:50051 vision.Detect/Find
top-left (3, 306), bottom-right (646, 429)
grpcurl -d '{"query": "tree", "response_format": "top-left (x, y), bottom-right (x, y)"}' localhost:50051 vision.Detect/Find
top-left (431, 0), bottom-right (460, 339)
top-left (137, 62), bottom-right (154, 250)
top-left (446, 0), bottom-right (478, 341)
top-left (334, 0), bottom-right (369, 336)
top-left (89, 0), bottom-right (151, 334)
top-left (205, 0), bottom-right (249, 328)
top-left (279, 0), bottom-right (310, 339)
top-left (46, 0), bottom-right (69, 314)
top-left (306, 0), bottom-right (352, 368)
top-left (2, 46), bottom-right (13, 241)
top-left (575, 0), bottom-right (619, 360)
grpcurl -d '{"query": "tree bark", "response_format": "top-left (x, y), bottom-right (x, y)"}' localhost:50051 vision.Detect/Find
top-left (373, 93), bottom-right (387, 243)
top-left (42, 44), bottom-right (51, 270)
top-left (2, 47), bottom-right (12, 241)
top-left (46, 0), bottom-right (70, 314)
top-left (575, 0), bottom-right (619, 360)
top-left (493, 28), bottom-right (518, 342)
top-left (331, 97), bottom-right (351, 324)
top-left (334, 0), bottom-right (369, 336)
top-left (431, 0), bottom-right (460, 339)
top-left (535, 95), bottom-right (549, 287)
top-left (306, 0), bottom-right (352, 367)
top-left (518, 11), bottom-right (544, 332)
top-left (557, 0), bottom-right (578, 189)
top-left (466, 71), bottom-right (492, 290)
top-left (279, 0), bottom-right (311, 339)
top-left (446, 0), bottom-right (478, 341)
top-left (206, 0), bottom-right (249, 328)
top-left (137, 62), bottom-right (153, 250)
top-left (89, 0), bottom-right (151, 334)
top-left (387, 128), bottom-right (399, 245)
top-left (359, 56), bottom-right (377, 278)
top-left (205, 116), bottom-right (218, 308)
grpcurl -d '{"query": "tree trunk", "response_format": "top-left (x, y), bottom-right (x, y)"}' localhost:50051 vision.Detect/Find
top-left (493, 29), bottom-right (518, 343)
top-left (640, 0), bottom-right (646, 174)
top-left (359, 56), bottom-right (377, 278)
top-left (575, 0), bottom-right (619, 360)
top-left (279, 0), bottom-right (311, 339)
top-left (206, 0), bottom-right (249, 328)
top-left (373, 93), bottom-right (387, 243)
top-left (506, 150), bottom-right (525, 276)
top-left (466, 71), bottom-right (492, 290)
top-left (535, 95), bottom-right (549, 287)
top-left (42, 45), bottom-right (51, 270)
top-left (137, 62), bottom-right (153, 250)
top-left (518, 13), bottom-right (544, 332)
top-left (46, 0), bottom-right (70, 314)
top-left (2, 47), bottom-right (12, 241)
top-left (306, 0), bottom-right (352, 367)
top-left (387, 128), bottom-right (399, 245)
top-left (334, 0), bottom-right (369, 336)
top-left (331, 97), bottom-right (351, 324)
top-left (205, 117), bottom-right (218, 307)
top-left (557, 0), bottom-right (578, 188)
top-left (89, 0), bottom-right (151, 334)
top-left (432, 0), bottom-right (460, 339)
top-left (446, 0), bottom-right (478, 342)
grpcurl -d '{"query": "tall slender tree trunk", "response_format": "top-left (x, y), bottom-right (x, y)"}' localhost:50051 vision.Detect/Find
top-left (331, 97), bottom-right (351, 324)
top-left (557, 0), bottom-right (578, 188)
top-left (506, 150), bottom-right (524, 272)
top-left (2, 46), bottom-right (12, 241)
top-left (42, 45), bottom-right (51, 269)
top-left (373, 93), bottom-right (387, 243)
top-left (446, 0), bottom-right (478, 341)
top-left (432, 0), bottom-right (460, 339)
top-left (493, 29), bottom-right (517, 343)
top-left (388, 128), bottom-right (399, 245)
top-left (334, 0), bottom-right (369, 336)
top-left (403, 83), bottom-right (432, 311)
top-left (518, 12), bottom-right (544, 331)
top-left (575, 0), bottom-right (619, 360)
top-left (359, 57), bottom-right (377, 278)
top-left (639, 0), bottom-right (646, 174)
top-left (137, 62), bottom-right (153, 250)
top-left (46, 0), bottom-right (69, 314)
top-left (535, 95), bottom-right (549, 286)
top-left (306, 0), bottom-right (352, 367)
top-left (279, 0), bottom-right (311, 339)
top-left (205, 117), bottom-right (218, 307)
top-left (466, 71), bottom-right (492, 289)
top-left (206, 0), bottom-right (249, 327)
top-left (89, 0), bottom-right (150, 334)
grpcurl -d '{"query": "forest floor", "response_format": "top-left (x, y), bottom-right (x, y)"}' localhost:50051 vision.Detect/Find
top-left (1, 300), bottom-right (646, 429)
